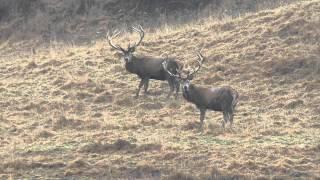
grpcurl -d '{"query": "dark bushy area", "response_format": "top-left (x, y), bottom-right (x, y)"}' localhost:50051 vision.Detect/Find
top-left (0, 0), bottom-right (43, 20)
top-left (0, 0), bottom-right (297, 43)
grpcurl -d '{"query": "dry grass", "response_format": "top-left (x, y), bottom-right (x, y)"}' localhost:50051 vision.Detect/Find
top-left (0, 0), bottom-right (320, 179)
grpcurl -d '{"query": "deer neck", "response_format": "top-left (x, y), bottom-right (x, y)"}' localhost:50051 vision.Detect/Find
top-left (124, 56), bottom-right (138, 73)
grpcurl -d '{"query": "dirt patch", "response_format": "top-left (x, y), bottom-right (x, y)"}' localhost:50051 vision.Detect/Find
top-left (309, 144), bottom-right (320, 152)
top-left (167, 172), bottom-right (195, 180)
top-left (162, 152), bottom-right (180, 160)
top-left (39, 59), bottom-right (63, 68)
top-left (259, 129), bottom-right (285, 136)
top-left (25, 61), bottom-right (37, 69)
top-left (141, 118), bottom-right (160, 126)
top-left (67, 158), bottom-right (90, 169)
top-left (34, 129), bottom-right (55, 139)
top-left (272, 59), bottom-right (306, 75)
top-left (2, 159), bottom-right (65, 170)
top-left (290, 117), bottom-right (300, 123)
top-left (76, 91), bottom-right (94, 100)
top-left (206, 122), bottom-right (225, 136)
top-left (139, 102), bottom-right (163, 110)
top-left (78, 139), bottom-right (162, 154)
top-left (182, 121), bottom-right (202, 131)
top-left (114, 96), bottom-right (135, 107)
top-left (166, 168), bottom-right (246, 180)
top-left (278, 19), bottom-right (308, 38)
top-left (93, 91), bottom-right (113, 104)
top-left (198, 167), bottom-right (247, 180)
top-left (203, 74), bottom-right (224, 84)
top-left (129, 164), bottom-right (161, 179)
top-left (136, 143), bottom-right (162, 152)
top-left (285, 99), bottom-right (304, 109)
top-left (52, 116), bottom-right (83, 130)
top-left (78, 139), bottom-right (136, 153)
top-left (60, 79), bottom-right (96, 91)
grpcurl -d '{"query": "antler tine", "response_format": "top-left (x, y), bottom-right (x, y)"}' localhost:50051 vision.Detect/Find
top-left (132, 26), bottom-right (139, 32)
top-left (162, 60), bottom-right (180, 78)
top-left (131, 25), bottom-right (145, 48)
top-left (196, 51), bottom-right (204, 63)
top-left (114, 30), bottom-right (122, 38)
top-left (176, 65), bottom-right (183, 75)
top-left (189, 51), bottom-right (205, 77)
top-left (138, 25), bottom-right (144, 31)
top-left (106, 30), bottom-right (124, 51)
top-left (132, 25), bottom-right (144, 32)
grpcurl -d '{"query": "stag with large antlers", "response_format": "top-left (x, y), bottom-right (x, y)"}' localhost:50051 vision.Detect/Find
top-left (163, 52), bottom-right (239, 128)
top-left (107, 25), bottom-right (180, 98)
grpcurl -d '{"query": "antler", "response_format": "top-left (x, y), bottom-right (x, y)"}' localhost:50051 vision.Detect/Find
top-left (188, 51), bottom-right (204, 77)
top-left (162, 60), bottom-right (181, 79)
top-left (106, 30), bottom-right (124, 51)
top-left (131, 25), bottom-right (145, 48)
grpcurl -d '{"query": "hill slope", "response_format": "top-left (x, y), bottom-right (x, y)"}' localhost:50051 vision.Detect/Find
top-left (0, 0), bottom-right (319, 179)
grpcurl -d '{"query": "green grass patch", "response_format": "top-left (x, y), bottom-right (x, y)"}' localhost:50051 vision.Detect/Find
top-left (17, 141), bottom-right (79, 154)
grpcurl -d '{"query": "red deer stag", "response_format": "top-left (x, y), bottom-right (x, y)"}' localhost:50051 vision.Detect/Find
top-left (163, 52), bottom-right (239, 128)
top-left (107, 25), bottom-right (180, 98)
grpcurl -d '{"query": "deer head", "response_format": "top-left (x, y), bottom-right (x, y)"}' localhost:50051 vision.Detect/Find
top-left (163, 52), bottom-right (204, 90)
top-left (106, 25), bottom-right (145, 63)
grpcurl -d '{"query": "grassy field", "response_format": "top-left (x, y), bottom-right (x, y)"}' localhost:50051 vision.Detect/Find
top-left (0, 0), bottom-right (319, 179)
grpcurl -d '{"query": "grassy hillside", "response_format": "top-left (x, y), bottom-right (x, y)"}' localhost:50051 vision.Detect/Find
top-left (0, 0), bottom-right (319, 179)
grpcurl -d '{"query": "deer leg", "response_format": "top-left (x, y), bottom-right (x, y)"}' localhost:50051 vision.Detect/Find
top-left (199, 108), bottom-right (206, 128)
top-left (166, 79), bottom-right (174, 98)
top-left (228, 112), bottom-right (234, 129)
top-left (135, 79), bottom-right (145, 98)
top-left (222, 112), bottom-right (229, 129)
top-left (143, 79), bottom-right (149, 94)
top-left (174, 80), bottom-right (180, 99)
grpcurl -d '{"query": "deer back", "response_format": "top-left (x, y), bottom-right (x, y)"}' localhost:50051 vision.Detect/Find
top-left (207, 86), bottom-right (236, 111)
top-left (126, 56), bottom-right (178, 80)
top-left (184, 85), bottom-right (236, 111)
